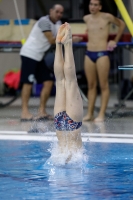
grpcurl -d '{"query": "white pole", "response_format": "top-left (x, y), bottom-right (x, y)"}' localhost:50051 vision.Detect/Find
top-left (13, 0), bottom-right (25, 42)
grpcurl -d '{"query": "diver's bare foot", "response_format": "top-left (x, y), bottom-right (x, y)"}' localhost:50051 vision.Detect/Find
top-left (56, 24), bottom-right (66, 43)
top-left (94, 117), bottom-right (105, 123)
top-left (61, 22), bottom-right (72, 44)
top-left (83, 115), bottom-right (93, 121)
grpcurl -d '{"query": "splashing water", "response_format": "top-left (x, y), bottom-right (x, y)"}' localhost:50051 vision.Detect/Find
top-left (43, 141), bottom-right (89, 171)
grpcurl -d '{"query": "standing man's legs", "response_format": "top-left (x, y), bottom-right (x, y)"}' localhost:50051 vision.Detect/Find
top-left (83, 56), bottom-right (97, 121)
top-left (21, 83), bottom-right (33, 120)
top-left (20, 55), bottom-right (54, 121)
top-left (38, 80), bottom-right (53, 118)
top-left (21, 81), bottom-right (54, 120)
top-left (35, 58), bottom-right (55, 120)
top-left (20, 56), bottom-right (36, 121)
top-left (95, 56), bottom-right (110, 122)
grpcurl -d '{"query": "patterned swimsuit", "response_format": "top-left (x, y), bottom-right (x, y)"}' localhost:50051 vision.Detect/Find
top-left (54, 111), bottom-right (82, 131)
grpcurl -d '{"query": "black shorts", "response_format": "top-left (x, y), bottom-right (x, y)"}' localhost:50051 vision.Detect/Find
top-left (20, 56), bottom-right (54, 84)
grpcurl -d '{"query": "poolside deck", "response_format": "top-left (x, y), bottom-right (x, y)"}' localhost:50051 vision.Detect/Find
top-left (0, 94), bottom-right (133, 143)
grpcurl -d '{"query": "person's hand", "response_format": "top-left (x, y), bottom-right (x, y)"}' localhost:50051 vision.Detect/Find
top-left (72, 36), bottom-right (83, 43)
top-left (107, 40), bottom-right (117, 51)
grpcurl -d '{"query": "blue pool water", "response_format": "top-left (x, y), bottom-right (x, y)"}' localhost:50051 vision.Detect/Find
top-left (0, 140), bottom-right (133, 200)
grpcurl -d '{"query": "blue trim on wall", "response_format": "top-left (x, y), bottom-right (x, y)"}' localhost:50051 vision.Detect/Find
top-left (0, 20), bottom-right (10, 25)
top-left (14, 19), bottom-right (30, 25)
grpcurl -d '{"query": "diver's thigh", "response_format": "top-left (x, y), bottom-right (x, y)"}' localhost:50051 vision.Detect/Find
top-left (65, 81), bottom-right (83, 122)
top-left (54, 80), bottom-right (66, 115)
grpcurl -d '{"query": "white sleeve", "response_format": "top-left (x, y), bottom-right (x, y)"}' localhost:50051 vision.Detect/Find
top-left (38, 18), bottom-right (51, 32)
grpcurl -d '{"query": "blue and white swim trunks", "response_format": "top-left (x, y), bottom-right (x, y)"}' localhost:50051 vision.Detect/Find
top-left (54, 111), bottom-right (82, 131)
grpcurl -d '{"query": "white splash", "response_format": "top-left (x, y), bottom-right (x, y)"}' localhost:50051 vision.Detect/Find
top-left (43, 142), bottom-right (89, 170)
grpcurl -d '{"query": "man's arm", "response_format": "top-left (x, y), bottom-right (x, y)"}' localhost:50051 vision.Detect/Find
top-left (44, 29), bottom-right (83, 44)
top-left (38, 18), bottom-right (56, 45)
top-left (44, 31), bottom-right (55, 45)
top-left (106, 14), bottom-right (125, 51)
top-left (45, 31), bottom-right (83, 44)
top-left (107, 14), bottom-right (125, 43)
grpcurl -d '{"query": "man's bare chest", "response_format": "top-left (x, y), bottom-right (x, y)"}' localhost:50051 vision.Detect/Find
top-left (87, 19), bottom-right (108, 32)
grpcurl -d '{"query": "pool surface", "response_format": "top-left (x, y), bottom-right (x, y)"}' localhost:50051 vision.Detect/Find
top-left (0, 140), bottom-right (133, 199)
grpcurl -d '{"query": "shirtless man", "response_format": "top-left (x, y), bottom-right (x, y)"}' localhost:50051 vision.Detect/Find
top-left (54, 23), bottom-right (83, 162)
top-left (83, 0), bottom-right (125, 122)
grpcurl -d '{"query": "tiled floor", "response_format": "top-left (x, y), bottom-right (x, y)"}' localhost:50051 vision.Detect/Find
top-left (0, 94), bottom-right (133, 142)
